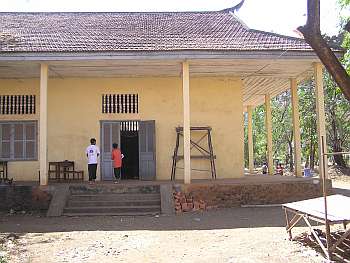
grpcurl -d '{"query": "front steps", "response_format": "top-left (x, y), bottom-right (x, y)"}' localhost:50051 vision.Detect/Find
top-left (63, 184), bottom-right (161, 216)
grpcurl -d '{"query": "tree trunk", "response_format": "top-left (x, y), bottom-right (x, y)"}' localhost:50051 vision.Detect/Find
top-left (310, 140), bottom-right (316, 170)
top-left (333, 149), bottom-right (347, 167)
top-left (298, 0), bottom-right (350, 101)
top-left (288, 132), bottom-right (294, 172)
top-left (346, 20), bottom-right (350, 33)
top-left (329, 103), bottom-right (347, 167)
top-left (285, 154), bottom-right (289, 168)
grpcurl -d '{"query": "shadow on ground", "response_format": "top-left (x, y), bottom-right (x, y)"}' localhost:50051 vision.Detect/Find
top-left (332, 187), bottom-right (350, 197)
top-left (0, 207), bottom-right (291, 234)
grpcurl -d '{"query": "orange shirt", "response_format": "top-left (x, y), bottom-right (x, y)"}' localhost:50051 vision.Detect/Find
top-left (111, 149), bottom-right (122, 168)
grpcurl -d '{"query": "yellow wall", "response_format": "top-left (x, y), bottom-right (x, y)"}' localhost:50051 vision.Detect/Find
top-left (0, 76), bottom-right (244, 181)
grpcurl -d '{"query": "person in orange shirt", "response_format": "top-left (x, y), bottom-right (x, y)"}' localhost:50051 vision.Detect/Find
top-left (111, 143), bottom-right (123, 183)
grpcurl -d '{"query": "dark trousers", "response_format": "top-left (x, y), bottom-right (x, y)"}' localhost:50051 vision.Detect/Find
top-left (114, 167), bottom-right (121, 180)
top-left (88, 164), bottom-right (97, 181)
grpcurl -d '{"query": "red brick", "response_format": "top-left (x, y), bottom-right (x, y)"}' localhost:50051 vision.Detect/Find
top-left (199, 203), bottom-right (206, 210)
top-left (193, 201), bottom-right (200, 211)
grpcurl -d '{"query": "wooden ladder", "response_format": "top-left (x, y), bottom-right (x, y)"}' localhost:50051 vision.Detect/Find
top-left (171, 126), bottom-right (216, 180)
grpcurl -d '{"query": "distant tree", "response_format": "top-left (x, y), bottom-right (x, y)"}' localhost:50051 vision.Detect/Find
top-left (299, 80), bottom-right (318, 169)
top-left (271, 91), bottom-right (293, 170)
top-left (324, 71), bottom-right (350, 167)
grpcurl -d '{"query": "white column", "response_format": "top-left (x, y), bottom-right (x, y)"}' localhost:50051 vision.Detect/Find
top-left (265, 94), bottom-right (274, 175)
top-left (247, 106), bottom-right (254, 173)
top-left (40, 63), bottom-right (48, 185)
top-left (314, 63), bottom-right (328, 179)
top-left (182, 61), bottom-right (191, 184)
top-left (290, 79), bottom-right (302, 177)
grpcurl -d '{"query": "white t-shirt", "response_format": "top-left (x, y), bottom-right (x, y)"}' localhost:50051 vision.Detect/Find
top-left (86, 145), bottom-right (100, 164)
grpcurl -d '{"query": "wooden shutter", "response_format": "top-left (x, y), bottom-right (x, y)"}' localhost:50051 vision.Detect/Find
top-left (0, 123), bottom-right (11, 159)
top-left (0, 121), bottom-right (37, 160)
top-left (13, 123), bottom-right (24, 159)
top-left (24, 122), bottom-right (36, 159)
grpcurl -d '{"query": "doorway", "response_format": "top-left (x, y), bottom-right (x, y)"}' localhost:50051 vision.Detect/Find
top-left (100, 120), bottom-right (156, 181)
top-left (120, 121), bottom-right (139, 180)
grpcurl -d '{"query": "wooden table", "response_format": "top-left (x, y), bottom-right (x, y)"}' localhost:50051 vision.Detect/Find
top-left (282, 194), bottom-right (350, 261)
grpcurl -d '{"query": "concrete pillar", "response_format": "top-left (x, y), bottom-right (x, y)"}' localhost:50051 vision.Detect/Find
top-left (314, 63), bottom-right (328, 179)
top-left (265, 94), bottom-right (274, 175)
top-left (247, 106), bottom-right (254, 173)
top-left (182, 61), bottom-right (191, 184)
top-left (40, 63), bottom-right (48, 186)
top-left (290, 79), bottom-right (302, 177)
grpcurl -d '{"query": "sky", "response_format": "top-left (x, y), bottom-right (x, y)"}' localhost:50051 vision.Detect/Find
top-left (0, 0), bottom-right (346, 37)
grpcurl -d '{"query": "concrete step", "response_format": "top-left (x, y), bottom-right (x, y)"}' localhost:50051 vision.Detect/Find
top-left (63, 205), bottom-right (161, 214)
top-left (69, 185), bottom-right (160, 195)
top-left (69, 193), bottom-right (161, 201)
top-left (63, 211), bottom-right (159, 217)
top-left (67, 199), bottom-right (161, 207)
top-left (63, 185), bottom-right (162, 216)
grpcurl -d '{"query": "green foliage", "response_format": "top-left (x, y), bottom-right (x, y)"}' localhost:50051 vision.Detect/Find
top-left (298, 80), bottom-right (318, 166)
top-left (244, 75), bottom-right (350, 169)
top-left (271, 91), bottom-right (292, 166)
top-left (252, 105), bottom-right (266, 165)
top-left (338, 0), bottom-right (350, 71)
top-left (338, 0), bottom-right (350, 8)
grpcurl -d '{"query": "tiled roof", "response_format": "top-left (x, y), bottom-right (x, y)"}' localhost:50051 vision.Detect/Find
top-left (0, 12), bottom-right (312, 52)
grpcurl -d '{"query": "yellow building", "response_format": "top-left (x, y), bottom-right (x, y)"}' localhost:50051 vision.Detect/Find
top-left (0, 12), bottom-right (331, 185)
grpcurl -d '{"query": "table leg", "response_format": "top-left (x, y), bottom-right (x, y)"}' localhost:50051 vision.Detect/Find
top-left (343, 221), bottom-right (348, 230)
top-left (303, 216), bottom-right (329, 259)
top-left (284, 209), bottom-right (293, 240)
top-left (325, 220), bottom-right (333, 261)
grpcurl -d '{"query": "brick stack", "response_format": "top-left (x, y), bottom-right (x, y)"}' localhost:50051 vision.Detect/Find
top-left (173, 191), bottom-right (206, 213)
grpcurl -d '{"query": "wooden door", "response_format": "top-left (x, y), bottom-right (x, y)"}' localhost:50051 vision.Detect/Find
top-left (138, 120), bottom-right (156, 180)
top-left (101, 121), bottom-right (120, 181)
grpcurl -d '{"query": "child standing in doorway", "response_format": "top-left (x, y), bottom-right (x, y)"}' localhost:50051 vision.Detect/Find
top-left (112, 143), bottom-right (124, 183)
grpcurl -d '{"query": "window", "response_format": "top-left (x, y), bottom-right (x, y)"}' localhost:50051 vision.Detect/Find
top-left (0, 121), bottom-right (37, 161)
top-left (102, 94), bottom-right (139, 114)
top-left (0, 95), bottom-right (36, 115)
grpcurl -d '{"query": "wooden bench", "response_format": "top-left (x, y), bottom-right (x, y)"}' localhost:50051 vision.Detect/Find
top-left (48, 160), bottom-right (84, 182)
top-left (0, 161), bottom-right (13, 185)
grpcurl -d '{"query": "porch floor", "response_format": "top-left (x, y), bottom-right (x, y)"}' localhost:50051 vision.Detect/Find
top-left (13, 174), bottom-right (319, 187)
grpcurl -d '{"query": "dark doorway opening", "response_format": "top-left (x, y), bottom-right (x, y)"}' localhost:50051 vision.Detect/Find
top-left (120, 122), bottom-right (139, 180)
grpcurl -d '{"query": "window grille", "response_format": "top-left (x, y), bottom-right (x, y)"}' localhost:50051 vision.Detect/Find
top-left (121, 121), bottom-right (139, 131)
top-left (0, 121), bottom-right (37, 160)
top-left (102, 94), bottom-right (138, 114)
top-left (0, 95), bottom-right (36, 115)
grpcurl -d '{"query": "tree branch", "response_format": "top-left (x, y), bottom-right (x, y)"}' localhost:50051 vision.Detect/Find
top-left (298, 0), bottom-right (350, 101)
top-left (346, 20), bottom-right (350, 33)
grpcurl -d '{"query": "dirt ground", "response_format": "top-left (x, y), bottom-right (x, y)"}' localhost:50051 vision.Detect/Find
top-left (0, 207), bottom-right (329, 263)
top-left (0, 176), bottom-right (349, 263)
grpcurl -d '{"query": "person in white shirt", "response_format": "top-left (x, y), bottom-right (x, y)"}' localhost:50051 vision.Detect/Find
top-left (86, 138), bottom-right (100, 184)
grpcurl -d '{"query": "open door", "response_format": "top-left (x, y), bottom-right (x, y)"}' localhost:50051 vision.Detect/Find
top-left (101, 121), bottom-right (120, 181)
top-left (139, 120), bottom-right (156, 180)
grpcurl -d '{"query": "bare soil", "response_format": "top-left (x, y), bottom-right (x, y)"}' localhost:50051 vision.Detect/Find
top-left (0, 207), bottom-right (328, 263)
top-left (0, 176), bottom-right (349, 263)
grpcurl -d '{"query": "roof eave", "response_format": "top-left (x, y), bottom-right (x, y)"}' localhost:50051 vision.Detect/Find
top-left (0, 49), bottom-right (330, 62)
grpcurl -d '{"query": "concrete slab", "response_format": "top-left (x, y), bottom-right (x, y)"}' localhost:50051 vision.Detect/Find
top-left (46, 185), bottom-right (69, 217)
top-left (160, 184), bottom-right (174, 215)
